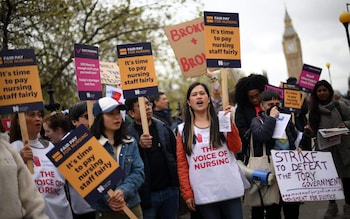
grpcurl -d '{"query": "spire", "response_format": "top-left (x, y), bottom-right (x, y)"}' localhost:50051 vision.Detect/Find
top-left (283, 9), bottom-right (297, 38)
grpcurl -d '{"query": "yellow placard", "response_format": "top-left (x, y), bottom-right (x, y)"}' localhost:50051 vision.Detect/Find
top-left (204, 26), bottom-right (241, 60)
top-left (118, 55), bottom-right (158, 90)
top-left (0, 65), bottom-right (43, 106)
top-left (57, 137), bottom-right (120, 197)
top-left (284, 89), bottom-right (301, 109)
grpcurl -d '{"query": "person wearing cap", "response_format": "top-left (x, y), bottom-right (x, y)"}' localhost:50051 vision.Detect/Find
top-left (90, 97), bottom-right (145, 219)
top-left (125, 97), bottom-right (179, 219)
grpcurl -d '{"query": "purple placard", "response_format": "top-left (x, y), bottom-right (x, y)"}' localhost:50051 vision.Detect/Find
top-left (298, 64), bottom-right (322, 93)
top-left (74, 44), bottom-right (102, 100)
top-left (265, 84), bottom-right (284, 99)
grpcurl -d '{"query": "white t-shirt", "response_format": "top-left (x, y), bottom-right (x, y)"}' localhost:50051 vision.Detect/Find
top-left (178, 124), bottom-right (244, 205)
top-left (12, 139), bottom-right (73, 219)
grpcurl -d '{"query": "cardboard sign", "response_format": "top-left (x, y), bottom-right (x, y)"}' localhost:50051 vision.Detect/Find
top-left (116, 42), bottom-right (158, 99)
top-left (74, 44), bottom-right (102, 100)
top-left (204, 11), bottom-right (241, 68)
top-left (100, 61), bottom-right (121, 86)
top-left (46, 125), bottom-right (125, 205)
top-left (298, 64), bottom-right (322, 93)
top-left (271, 150), bottom-right (344, 202)
top-left (0, 49), bottom-right (43, 114)
top-left (164, 17), bottom-right (206, 78)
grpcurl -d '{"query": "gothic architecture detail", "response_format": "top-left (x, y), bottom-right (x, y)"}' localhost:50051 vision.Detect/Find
top-left (283, 10), bottom-right (303, 80)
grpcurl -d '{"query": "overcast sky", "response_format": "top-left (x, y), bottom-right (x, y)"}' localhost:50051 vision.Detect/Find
top-left (201, 0), bottom-right (350, 94)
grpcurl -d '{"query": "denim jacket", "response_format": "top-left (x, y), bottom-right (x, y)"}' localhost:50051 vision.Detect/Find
top-left (94, 135), bottom-right (144, 211)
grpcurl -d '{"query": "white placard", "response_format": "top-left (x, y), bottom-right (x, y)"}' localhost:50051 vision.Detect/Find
top-left (271, 150), bottom-right (344, 202)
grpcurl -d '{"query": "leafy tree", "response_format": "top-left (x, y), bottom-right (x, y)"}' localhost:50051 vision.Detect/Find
top-left (0, 0), bottom-right (201, 111)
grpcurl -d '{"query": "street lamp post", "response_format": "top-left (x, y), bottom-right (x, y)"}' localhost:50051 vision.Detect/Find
top-left (326, 62), bottom-right (332, 85)
top-left (339, 4), bottom-right (350, 55)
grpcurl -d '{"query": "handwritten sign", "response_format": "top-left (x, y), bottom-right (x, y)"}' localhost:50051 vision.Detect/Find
top-left (46, 125), bottom-right (125, 205)
top-left (100, 61), bottom-right (121, 86)
top-left (164, 17), bottom-right (206, 78)
top-left (298, 64), bottom-right (322, 93)
top-left (0, 49), bottom-right (43, 114)
top-left (271, 150), bottom-right (344, 202)
top-left (117, 42), bottom-right (158, 99)
top-left (74, 44), bottom-right (102, 100)
top-left (204, 11), bottom-right (241, 68)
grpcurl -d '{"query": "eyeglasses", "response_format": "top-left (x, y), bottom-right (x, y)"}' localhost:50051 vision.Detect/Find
top-left (79, 114), bottom-right (88, 120)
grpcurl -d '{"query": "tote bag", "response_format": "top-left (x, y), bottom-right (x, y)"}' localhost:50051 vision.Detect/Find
top-left (243, 134), bottom-right (280, 207)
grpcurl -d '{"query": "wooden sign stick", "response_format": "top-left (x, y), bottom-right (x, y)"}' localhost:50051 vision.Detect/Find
top-left (18, 112), bottom-right (34, 174)
top-left (138, 96), bottom-right (150, 135)
top-left (107, 190), bottom-right (137, 219)
top-left (87, 100), bottom-right (95, 127)
top-left (220, 68), bottom-right (229, 109)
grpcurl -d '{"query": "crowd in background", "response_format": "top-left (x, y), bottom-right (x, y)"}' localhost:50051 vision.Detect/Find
top-left (1, 73), bottom-right (350, 219)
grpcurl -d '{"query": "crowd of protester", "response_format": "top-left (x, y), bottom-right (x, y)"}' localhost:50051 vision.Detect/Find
top-left (1, 73), bottom-right (350, 219)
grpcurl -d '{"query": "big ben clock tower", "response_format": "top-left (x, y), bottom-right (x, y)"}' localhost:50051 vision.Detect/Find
top-left (283, 10), bottom-right (303, 79)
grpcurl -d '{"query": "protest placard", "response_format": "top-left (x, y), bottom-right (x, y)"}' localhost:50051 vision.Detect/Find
top-left (298, 64), bottom-right (322, 93)
top-left (271, 150), bottom-right (344, 202)
top-left (204, 11), bottom-right (241, 68)
top-left (116, 42), bottom-right (158, 99)
top-left (283, 88), bottom-right (301, 109)
top-left (100, 61), bottom-right (121, 86)
top-left (0, 49), bottom-right (44, 173)
top-left (46, 125), bottom-right (136, 218)
top-left (164, 17), bottom-right (206, 78)
top-left (0, 49), bottom-right (43, 114)
top-left (117, 42), bottom-right (159, 135)
top-left (74, 44), bottom-right (102, 101)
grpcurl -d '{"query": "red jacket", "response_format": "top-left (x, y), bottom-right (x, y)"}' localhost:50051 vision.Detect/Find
top-left (176, 124), bottom-right (242, 201)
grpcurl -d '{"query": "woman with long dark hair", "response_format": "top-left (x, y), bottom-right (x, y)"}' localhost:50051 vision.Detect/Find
top-left (176, 82), bottom-right (245, 219)
top-left (305, 80), bottom-right (350, 219)
top-left (9, 111), bottom-right (73, 219)
top-left (90, 97), bottom-right (144, 219)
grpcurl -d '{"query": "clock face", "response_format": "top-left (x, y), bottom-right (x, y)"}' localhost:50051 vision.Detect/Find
top-left (286, 42), bottom-right (296, 52)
